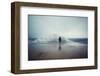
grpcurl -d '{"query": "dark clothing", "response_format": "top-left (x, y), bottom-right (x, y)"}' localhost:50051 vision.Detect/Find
top-left (59, 37), bottom-right (62, 43)
top-left (58, 37), bottom-right (62, 50)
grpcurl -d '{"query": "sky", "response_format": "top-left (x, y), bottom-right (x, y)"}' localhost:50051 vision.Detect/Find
top-left (28, 15), bottom-right (88, 39)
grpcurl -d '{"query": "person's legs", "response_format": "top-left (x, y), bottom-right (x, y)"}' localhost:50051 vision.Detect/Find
top-left (59, 42), bottom-right (61, 50)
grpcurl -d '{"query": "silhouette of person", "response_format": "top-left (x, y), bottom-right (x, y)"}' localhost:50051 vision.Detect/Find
top-left (59, 36), bottom-right (62, 43)
top-left (58, 36), bottom-right (62, 50)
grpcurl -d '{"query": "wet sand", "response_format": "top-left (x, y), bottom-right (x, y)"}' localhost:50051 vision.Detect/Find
top-left (28, 42), bottom-right (88, 60)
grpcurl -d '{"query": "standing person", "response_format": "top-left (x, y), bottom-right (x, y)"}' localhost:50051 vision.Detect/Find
top-left (59, 36), bottom-right (62, 43)
top-left (58, 36), bottom-right (62, 50)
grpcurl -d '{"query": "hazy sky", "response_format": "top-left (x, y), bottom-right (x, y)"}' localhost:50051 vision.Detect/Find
top-left (28, 15), bottom-right (88, 39)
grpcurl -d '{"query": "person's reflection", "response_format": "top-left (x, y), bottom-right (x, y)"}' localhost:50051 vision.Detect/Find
top-left (58, 36), bottom-right (62, 50)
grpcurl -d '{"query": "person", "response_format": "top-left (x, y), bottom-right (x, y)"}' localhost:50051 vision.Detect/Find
top-left (59, 36), bottom-right (62, 43)
top-left (58, 36), bottom-right (62, 50)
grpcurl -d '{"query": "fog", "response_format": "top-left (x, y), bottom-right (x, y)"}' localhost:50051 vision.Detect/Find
top-left (28, 15), bottom-right (88, 39)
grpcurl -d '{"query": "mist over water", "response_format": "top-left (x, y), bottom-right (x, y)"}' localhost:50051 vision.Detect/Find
top-left (28, 15), bottom-right (88, 39)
